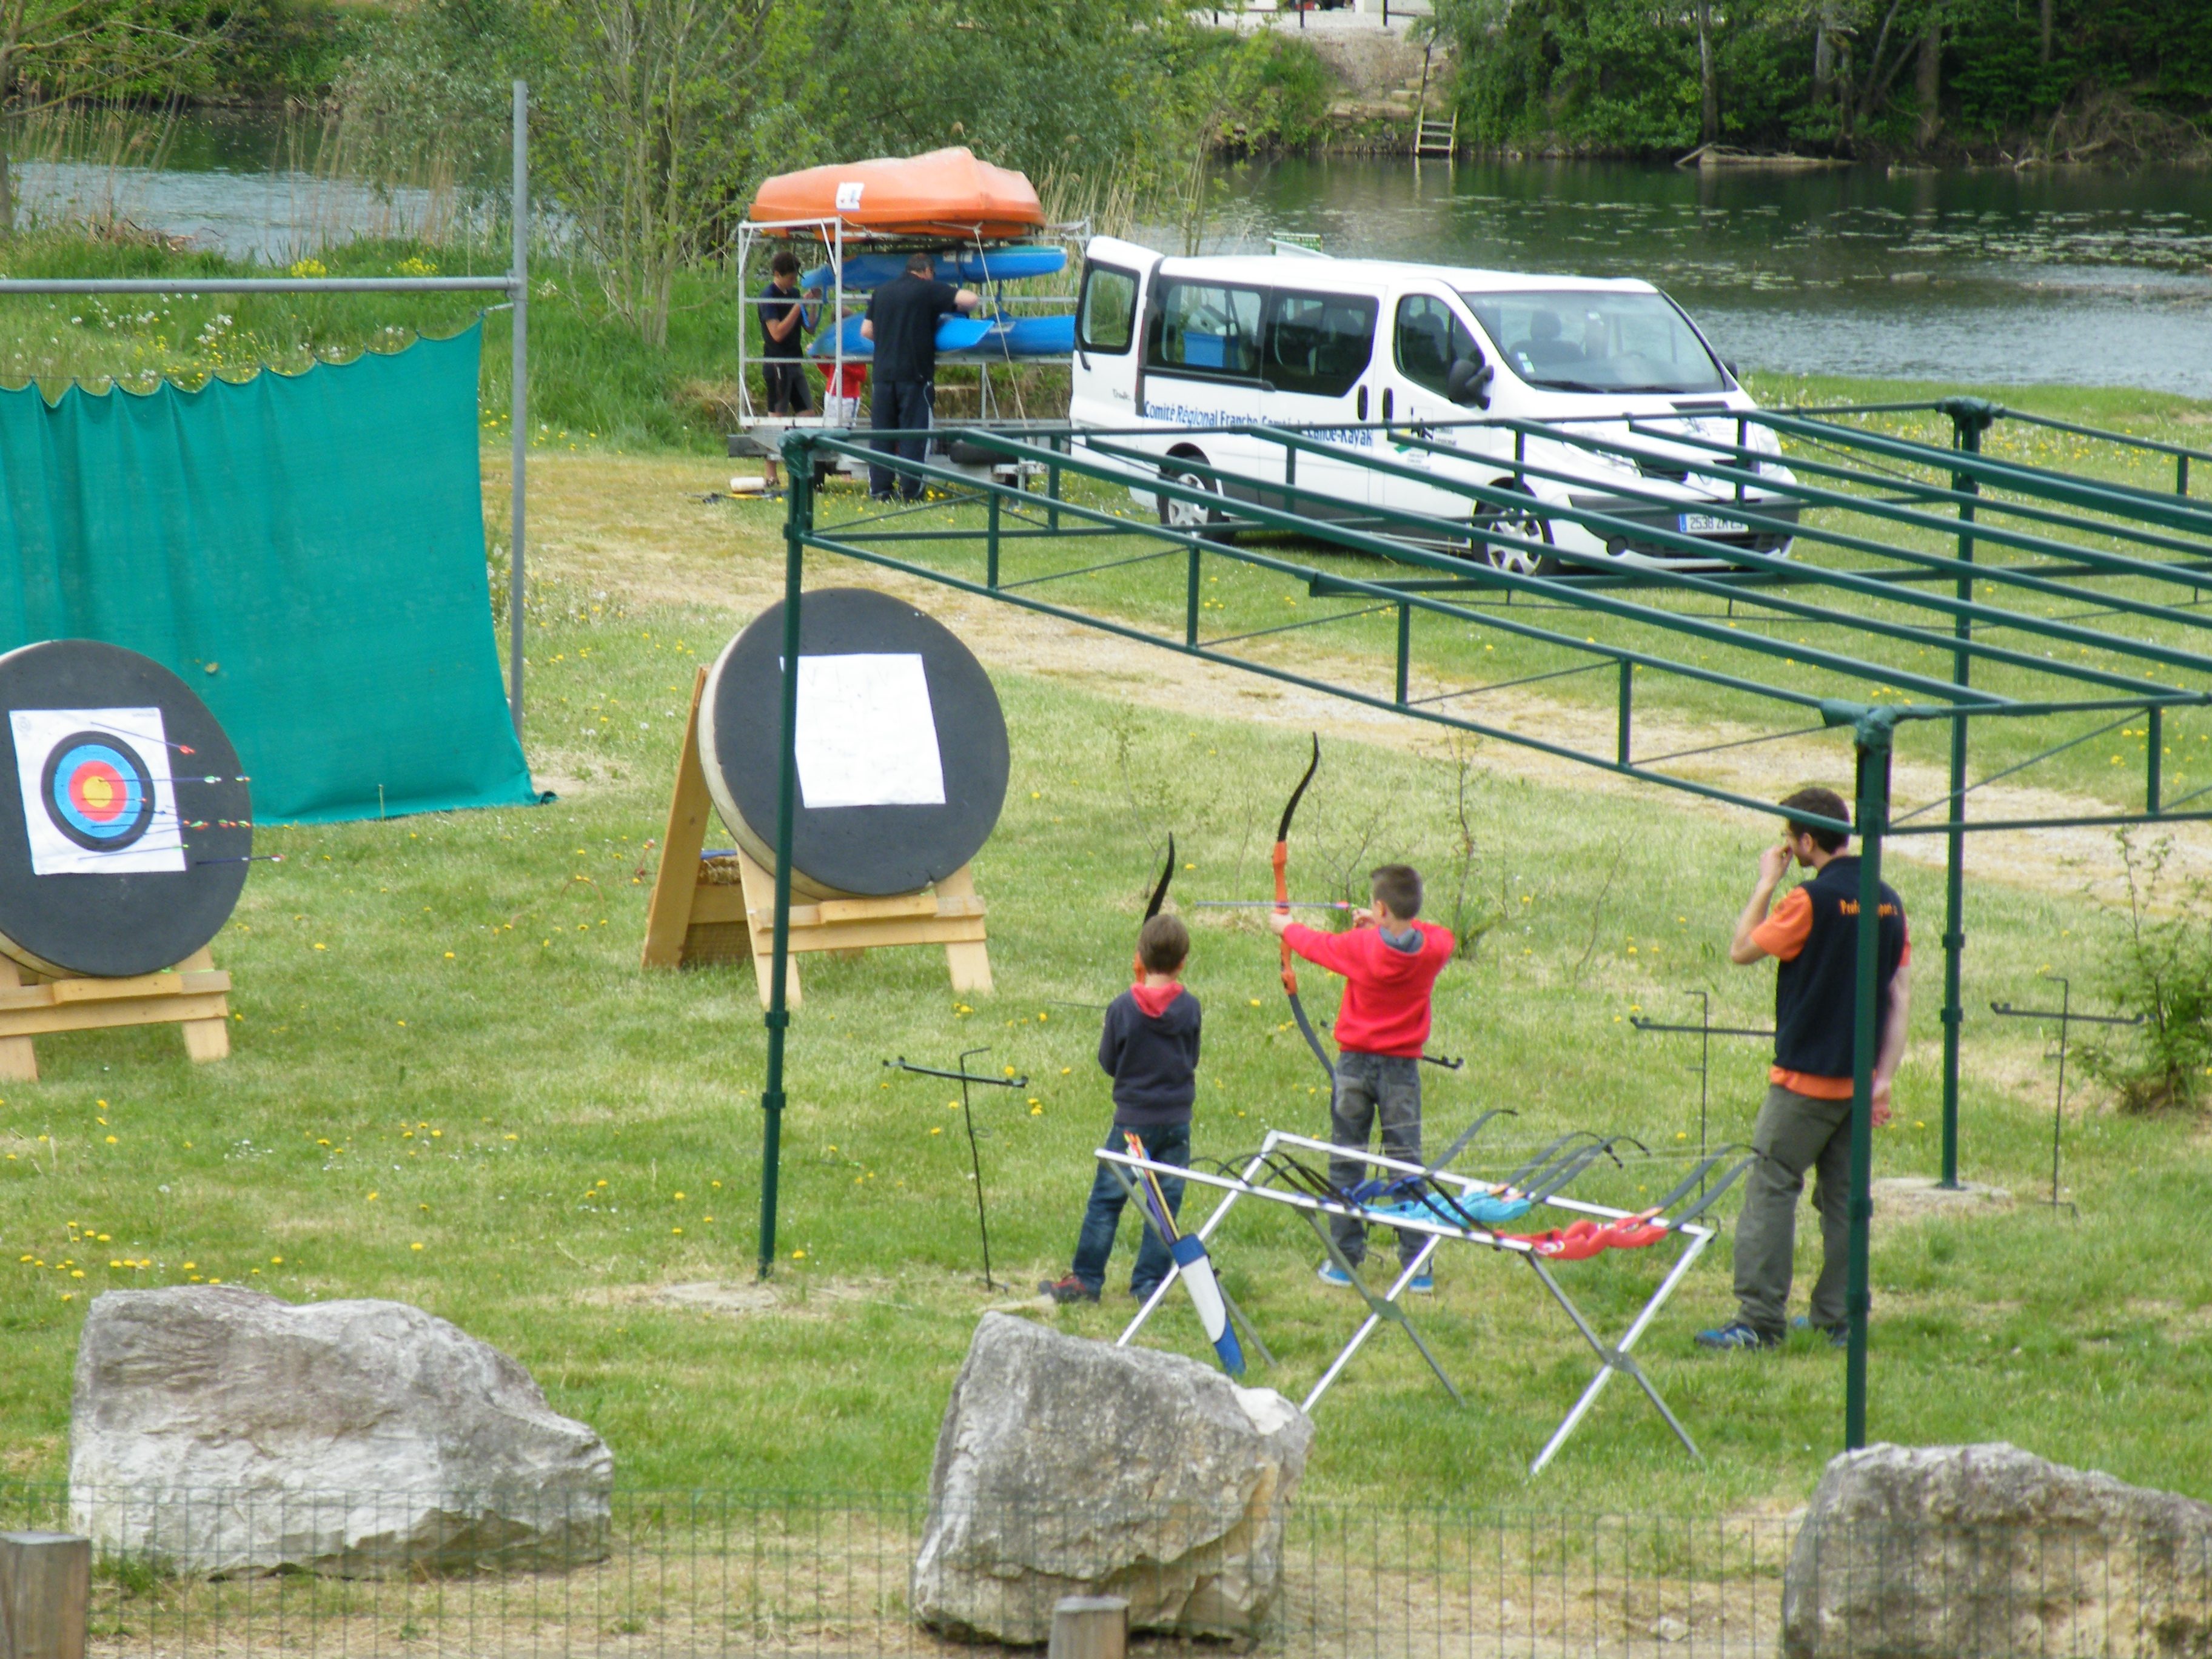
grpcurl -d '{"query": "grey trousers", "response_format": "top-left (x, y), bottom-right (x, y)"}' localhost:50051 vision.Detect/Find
top-left (1328, 1051), bottom-right (1424, 1268)
top-left (1732, 1082), bottom-right (1854, 1335)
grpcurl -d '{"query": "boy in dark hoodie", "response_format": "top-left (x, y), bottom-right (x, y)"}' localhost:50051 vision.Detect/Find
top-left (1268, 863), bottom-right (1454, 1291)
top-left (1039, 912), bottom-right (1202, 1304)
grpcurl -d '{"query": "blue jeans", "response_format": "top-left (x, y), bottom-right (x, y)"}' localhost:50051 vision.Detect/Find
top-left (869, 378), bottom-right (934, 499)
top-left (1070, 1121), bottom-right (1188, 1297)
top-left (1328, 1051), bottom-right (1424, 1269)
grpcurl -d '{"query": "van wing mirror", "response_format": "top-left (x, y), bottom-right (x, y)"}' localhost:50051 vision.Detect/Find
top-left (1447, 357), bottom-right (1493, 410)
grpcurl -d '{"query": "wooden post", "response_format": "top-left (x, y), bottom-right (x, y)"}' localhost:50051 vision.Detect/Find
top-left (0, 1532), bottom-right (90, 1659)
top-left (1047, 1595), bottom-right (1128, 1659)
top-left (0, 960), bottom-right (35, 1083)
top-left (176, 946), bottom-right (230, 1062)
top-left (640, 666), bottom-right (718, 971)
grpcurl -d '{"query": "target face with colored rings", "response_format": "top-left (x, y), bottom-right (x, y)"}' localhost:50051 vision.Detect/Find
top-left (42, 734), bottom-right (155, 850)
top-left (1, 640), bottom-right (251, 979)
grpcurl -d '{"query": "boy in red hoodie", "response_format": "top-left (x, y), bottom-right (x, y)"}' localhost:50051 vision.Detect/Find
top-left (1040, 913), bottom-right (1203, 1304)
top-left (1268, 864), bottom-right (1454, 1292)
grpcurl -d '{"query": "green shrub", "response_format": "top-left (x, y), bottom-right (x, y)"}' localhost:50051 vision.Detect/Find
top-left (2079, 830), bottom-right (2212, 1113)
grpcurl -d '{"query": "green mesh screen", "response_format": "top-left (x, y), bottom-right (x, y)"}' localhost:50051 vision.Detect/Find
top-left (0, 323), bottom-right (536, 825)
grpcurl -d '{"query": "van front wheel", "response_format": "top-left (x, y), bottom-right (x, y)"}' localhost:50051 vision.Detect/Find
top-left (1470, 484), bottom-right (1560, 577)
top-left (1159, 457), bottom-right (1236, 543)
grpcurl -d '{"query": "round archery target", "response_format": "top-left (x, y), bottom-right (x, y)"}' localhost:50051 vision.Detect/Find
top-left (42, 732), bottom-right (156, 850)
top-left (700, 588), bottom-right (1009, 900)
top-left (0, 639), bottom-right (252, 979)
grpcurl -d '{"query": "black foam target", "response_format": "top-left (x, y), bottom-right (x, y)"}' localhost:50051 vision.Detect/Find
top-left (700, 589), bottom-right (1009, 900)
top-left (0, 639), bottom-right (252, 978)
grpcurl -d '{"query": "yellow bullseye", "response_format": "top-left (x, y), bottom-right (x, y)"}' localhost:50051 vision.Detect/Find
top-left (81, 776), bottom-right (115, 812)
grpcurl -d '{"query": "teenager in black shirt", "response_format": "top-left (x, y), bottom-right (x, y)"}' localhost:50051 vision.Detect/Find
top-left (756, 249), bottom-right (819, 495)
top-left (860, 252), bottom-right (977, 501)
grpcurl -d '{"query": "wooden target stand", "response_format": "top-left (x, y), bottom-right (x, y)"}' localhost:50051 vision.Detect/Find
top-left (640, 668), bottom-right (991, 1008)
top-left (0, 947), bottom-right (231, 1081)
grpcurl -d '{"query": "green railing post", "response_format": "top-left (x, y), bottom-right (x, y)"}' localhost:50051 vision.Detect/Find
top-left (1617, 660), bottom-right (1634, 767)
top-left (759, 431), bottom-right (810, 1278)
top-left (1936, 399), bottom-right (1991, 1190)
top-left (2148, 705), bottom-right (2162, 813)
top-left (1186, 545), bottom-right (1201, 649)
top-left (2180, 454), bottom-right (2191, 498)
top-left (1395, 602), bottom-right (1411, 705)
top-left (1845, 716), bottom-right (1894, 1452)
top-left (987, 487), bottom-right (1001, 591)
top-left (1048, 433), bottom-right (1062, 533)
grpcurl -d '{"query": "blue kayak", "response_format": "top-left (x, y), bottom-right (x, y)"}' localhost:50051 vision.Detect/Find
top-left (995, 314), bottom-right (1075, 355)
top-left (807, 312), bottom-right (997, 359)
top-left (797, 244), bottom-right (1068, 293)
top-left (954, 245), bottom-right (1067, 283)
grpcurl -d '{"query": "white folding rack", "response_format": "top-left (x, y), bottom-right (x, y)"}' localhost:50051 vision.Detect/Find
top-left (1101, 1129), bottom-right (1717, 1475)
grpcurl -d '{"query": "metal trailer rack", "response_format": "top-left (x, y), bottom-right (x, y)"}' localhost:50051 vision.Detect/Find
top-left (728, 214), bottom-right (1076, 480)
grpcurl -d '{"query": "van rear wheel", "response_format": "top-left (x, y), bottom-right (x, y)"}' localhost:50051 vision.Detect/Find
top-left (1470, 483), bottom-right (1560, 577)
top-left (1159, 456), bottom-right (1237, 543)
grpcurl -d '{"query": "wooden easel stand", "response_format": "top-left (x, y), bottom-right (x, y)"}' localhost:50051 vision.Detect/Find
top-left (0, 948), bottom-right (231, 1081)
top-left (640, 666), bottom-right (992, 1008)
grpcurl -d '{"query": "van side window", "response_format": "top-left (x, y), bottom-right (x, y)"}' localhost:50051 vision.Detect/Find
top-left (1078, 263), bottom-right (1138, 355)
top-left (1394, 295), bottom-right (1480, 397)
top-left (1264, 290), bottom-right (1377, 398)
top-left (1147, 280), bottom-right (1264, 378)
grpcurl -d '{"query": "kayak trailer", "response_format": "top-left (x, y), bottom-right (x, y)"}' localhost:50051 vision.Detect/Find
top-left (732, 147), bottom-right (1081, 481)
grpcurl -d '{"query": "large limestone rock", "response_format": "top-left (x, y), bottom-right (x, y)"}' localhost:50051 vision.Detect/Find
top-left (911, 1312), bottom-right (1314, 1642)
top-left (69, 1287), bottom-right (612, 1576)
top-left (1783, 1442), bottom-right (2212, 1658)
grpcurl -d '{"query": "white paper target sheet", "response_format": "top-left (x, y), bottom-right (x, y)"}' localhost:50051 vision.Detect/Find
top-left (792, 653), bottom-right (947, 808)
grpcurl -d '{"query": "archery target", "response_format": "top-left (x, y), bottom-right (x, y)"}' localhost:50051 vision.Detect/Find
top-left (11, 707), bottom-right (184, 874)
top-left (700, 589), bottom-right (1008, 900)
top-left (0, 640), bottom-right (252, 979)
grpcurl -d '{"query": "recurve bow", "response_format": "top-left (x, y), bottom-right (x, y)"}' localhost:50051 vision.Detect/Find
top-left (1272, 735), bottom-right (1337, 1091)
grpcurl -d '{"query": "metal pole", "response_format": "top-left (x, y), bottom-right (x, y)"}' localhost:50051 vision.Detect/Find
top-left (759, 432), bottom-right (809, 1276)
top-left (1938, 404), bottom-right (1984, 1188)
top-left (1845, 720), bottom-right (1892, 1451)
top-left (509, 79), bottom-right (529, 739)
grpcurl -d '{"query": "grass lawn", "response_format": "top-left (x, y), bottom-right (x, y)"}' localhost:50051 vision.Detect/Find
top-left (5, 370), bottom-right (2212, 1524)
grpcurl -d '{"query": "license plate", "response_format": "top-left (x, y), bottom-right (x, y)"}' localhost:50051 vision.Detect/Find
top-left (1680, 512), bottom-right (1747, 536)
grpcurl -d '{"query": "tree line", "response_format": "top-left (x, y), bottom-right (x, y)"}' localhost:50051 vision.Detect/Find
top-left (1424, 0), bottom-right (2210, 160)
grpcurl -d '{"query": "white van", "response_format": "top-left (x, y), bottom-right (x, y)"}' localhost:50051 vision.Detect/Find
top-left (1067, 235), bottom-right (1798, 574)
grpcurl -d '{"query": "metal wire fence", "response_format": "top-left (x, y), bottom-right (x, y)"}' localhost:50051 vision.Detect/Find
top-left (5, 1483), bottom-right (2210, 1657)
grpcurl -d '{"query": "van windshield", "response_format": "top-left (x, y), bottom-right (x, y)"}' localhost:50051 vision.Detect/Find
top-left (1457, 290), bottom-right (1727, 394)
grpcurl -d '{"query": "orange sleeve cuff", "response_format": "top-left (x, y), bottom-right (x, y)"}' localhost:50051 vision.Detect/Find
top-left (1750, 886), bottom-right (1813, 962)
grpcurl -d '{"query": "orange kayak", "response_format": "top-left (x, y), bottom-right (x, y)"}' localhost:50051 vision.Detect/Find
top-left (747, 147), bottom-right (1044, 241)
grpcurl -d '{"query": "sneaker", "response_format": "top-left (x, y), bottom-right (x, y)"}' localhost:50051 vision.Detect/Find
top-left (1316, 1260), bottom-right (1355, 1288)
top-left (1794, 1316), bottom-right (1851, 1349)
top-left (1039, 1274), bottom-right (1099, 1304)
top-left (1403, 1272), bottom-right (1435, 1295)
top-left (1693, 1320), bottom-right (1783, 1352)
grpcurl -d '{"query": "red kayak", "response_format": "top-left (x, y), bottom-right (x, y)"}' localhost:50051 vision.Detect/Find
top-left (748, 147), bottom-right (1044, 241)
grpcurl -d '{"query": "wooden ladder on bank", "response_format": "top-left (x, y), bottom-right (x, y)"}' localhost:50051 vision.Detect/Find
top-left (1412, 41), bottom-right (1457, 160)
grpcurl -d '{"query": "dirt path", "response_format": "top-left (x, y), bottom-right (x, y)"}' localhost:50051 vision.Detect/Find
top-left (492, 451), bottom-right (2212, 910)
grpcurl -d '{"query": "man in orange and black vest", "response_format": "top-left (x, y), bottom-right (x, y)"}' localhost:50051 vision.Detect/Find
top-left (1695, 785), bottom-right (1911, 1353)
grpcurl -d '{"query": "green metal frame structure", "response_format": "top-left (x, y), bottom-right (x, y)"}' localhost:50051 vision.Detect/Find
top-left (757, 400), bottom-right (2212, 1455)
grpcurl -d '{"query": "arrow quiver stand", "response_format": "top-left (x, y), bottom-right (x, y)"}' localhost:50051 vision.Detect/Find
top-left (640, 666), bottom-right (992, 1008)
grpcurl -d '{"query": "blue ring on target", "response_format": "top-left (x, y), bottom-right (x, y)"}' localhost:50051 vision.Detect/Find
top-left (39, 732), bottom-right (156, 852)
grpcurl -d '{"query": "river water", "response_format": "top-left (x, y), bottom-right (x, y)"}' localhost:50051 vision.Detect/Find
top-left (1205, 156), bottom-right (2212, 396)
top-left (13, 114), bottom-right (2210, 396)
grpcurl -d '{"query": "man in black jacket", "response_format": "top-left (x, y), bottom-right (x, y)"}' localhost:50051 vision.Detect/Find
top-left (1696, 786), bottom-right (1910, 1352)
top-left (1039, 913), bottom-right (1202, 1303)
top-left (860, 252), bottom-right (978, 501)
